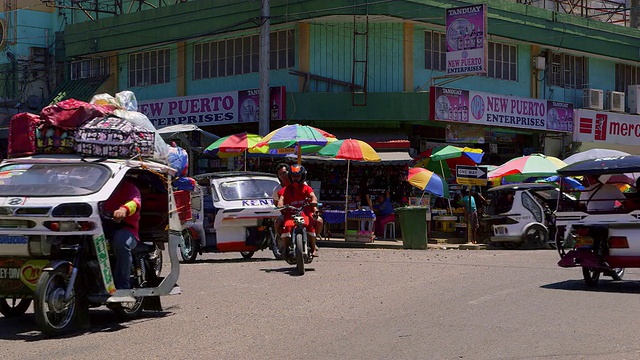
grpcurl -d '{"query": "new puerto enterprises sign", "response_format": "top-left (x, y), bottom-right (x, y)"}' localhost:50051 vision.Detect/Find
top-left (574, 109), bottom-right (640, 146)
top-left (429, 86), bottom-right (574, 133)
top-left (445, 4), bottom-right (487, 76)
top-left (138, 86), bottom-right (286, 129)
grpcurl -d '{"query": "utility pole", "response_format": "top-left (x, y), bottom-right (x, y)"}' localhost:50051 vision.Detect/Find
top-left (631, 0), bottom-right (639, 29)
top-left (258, 0), bottom-right (270, 136)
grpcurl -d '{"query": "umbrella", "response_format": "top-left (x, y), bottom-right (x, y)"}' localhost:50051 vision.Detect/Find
top-left (536, 175), bottom-right (584, 190)
top-left (407, 167), bottom-right (446, 197)
top-left (318, 139), bottom-right (380, 236)
top-left (257, 124), bottom-right (329, 164)
top-left (204, 132), bottom-right (262, 171)
top-left (414, 145), bottom-right (484, 179)
top-left (563, 148), bottom-right (630, 165)
top-left (488, 154), bottom-right (566, 182)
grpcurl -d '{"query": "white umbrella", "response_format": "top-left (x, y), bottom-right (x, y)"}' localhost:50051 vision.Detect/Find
top-left (563, 149), bottom-right (629, 165)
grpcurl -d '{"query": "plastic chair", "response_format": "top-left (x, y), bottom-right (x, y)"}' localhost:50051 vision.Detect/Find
top-left (384, 222), bottom-right (396, 239)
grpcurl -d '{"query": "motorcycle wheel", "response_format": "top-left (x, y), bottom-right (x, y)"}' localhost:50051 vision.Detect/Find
top-left (111, 297), bottom-right (144, 321)
top-left (240, 251), bottom-right (255, 259)
top-left (0, 298), bottom-right (32, 317)
top-left (295, 233), bottom-right (305, 275)
top-left (609, 268), bottom-right (625, 281)
top-left (151, 247), bottom-right (163, 277)
top-left (179, 229), bottom-right (199, 263)
top-left (34, 266), bottom-right (79, 337)
top-left (582, 267), bottom-right (601, 287)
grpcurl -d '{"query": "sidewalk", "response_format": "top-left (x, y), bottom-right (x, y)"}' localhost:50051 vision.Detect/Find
top-left (317, 235), bottom-right (487, 250)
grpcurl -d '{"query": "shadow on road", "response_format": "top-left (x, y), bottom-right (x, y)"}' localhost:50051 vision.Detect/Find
top-left (189, 257), bottom-right (279, 265)
top-left (260, 267), bottom-right (316, 276)
top-left (0, 308), bottom-right (172, 341)
top-left (541, 279), bottom-right (640, 294)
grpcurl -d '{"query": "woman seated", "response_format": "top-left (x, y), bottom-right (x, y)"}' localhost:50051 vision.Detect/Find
top-left (372, 191), bottom-right (395, 239)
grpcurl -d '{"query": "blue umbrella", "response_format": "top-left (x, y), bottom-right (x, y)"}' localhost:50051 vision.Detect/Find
top-left (538, 175), bottom-right (584, 190)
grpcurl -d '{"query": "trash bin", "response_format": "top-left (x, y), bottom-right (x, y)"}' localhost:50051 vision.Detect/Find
top-left (396, 206), bottom-right (428, 250)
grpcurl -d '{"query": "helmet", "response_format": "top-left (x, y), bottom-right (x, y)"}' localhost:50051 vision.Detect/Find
top-left (288, 164), bottom-right (306, 186)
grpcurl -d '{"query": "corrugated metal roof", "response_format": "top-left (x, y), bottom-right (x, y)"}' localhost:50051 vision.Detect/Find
top-left (38, 75), bottom-right (110, 111)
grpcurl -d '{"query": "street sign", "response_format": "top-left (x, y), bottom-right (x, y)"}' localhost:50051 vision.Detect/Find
top-left (456, 165), bottom-right (488, 186)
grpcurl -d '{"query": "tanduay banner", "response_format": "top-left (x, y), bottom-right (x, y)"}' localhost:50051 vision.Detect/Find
top-left (445, 4), bottom-right (488, 76)
top-left (430, 86), bottom-right (574, 133)
top-left (574, 109), bottom-right (640, 146)
top-left (138, 86), bottom-right (286, 129)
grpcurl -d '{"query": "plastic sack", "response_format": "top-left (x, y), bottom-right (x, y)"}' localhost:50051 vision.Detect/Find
top-left (173, 177), bottom-right (196, 192)
top-left (168, 145), bottom-right (189, 177)
top-left (90, 93), bottom-right (120, 110)
top-left (113, 109), bottom-right (171, 161)
top-left (115, 90), bottom-right (138, 111)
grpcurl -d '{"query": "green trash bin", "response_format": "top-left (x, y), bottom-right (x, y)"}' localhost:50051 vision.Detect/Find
top-left (396, 206), bottom-right (428, 250)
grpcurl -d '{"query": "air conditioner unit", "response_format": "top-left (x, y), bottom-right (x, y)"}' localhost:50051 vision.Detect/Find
top-left (629, 85), bottom-right (640, 115)
top-left (583, 88), bottom-right (603, 110)
top-left (606, 91), bottom-right (625, 112)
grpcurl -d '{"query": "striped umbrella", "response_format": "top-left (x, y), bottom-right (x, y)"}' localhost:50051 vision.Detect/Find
top-left (204, 132), bottom-right (262, 171)
top-left (488, 154), bottom-right (567, 182)
top-left (318, 139), bottom-right (380, 233)
top-left (257, 124), bottom-right (329, 164)
top-left (407, 167), bottom-right (446, 197)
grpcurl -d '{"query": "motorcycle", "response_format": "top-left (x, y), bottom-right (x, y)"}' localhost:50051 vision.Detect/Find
top-left (277, 201), bottom-right (319, 275)
top-left (0, 155), bottom-right (184, 336)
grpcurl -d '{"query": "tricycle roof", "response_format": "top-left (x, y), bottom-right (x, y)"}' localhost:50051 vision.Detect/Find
top-left (194, 171), bottom-right (277, 180)
top-left (2, 154), bottom-right (177, 176)
top-left (556, 155), bottom-right (640, 177)
top-left (487, 183), bottom-right (557, 193)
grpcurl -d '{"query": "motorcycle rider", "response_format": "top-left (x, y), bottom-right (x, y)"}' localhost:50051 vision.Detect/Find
top-left (276, 164), bottom-right (319, 257)
top-left (103, 178), bottom-right (142, 289)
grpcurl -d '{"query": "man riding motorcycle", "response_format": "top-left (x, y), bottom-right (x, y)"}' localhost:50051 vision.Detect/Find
top-left (276, 165), bottom-right (319, 257)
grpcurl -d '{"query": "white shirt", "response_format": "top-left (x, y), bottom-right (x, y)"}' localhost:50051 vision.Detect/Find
top-left (579, 184), bottom-right (625, 212)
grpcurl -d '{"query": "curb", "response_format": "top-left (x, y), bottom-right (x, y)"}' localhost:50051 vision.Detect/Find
top-left (317, 240), bottom-right (487, 250)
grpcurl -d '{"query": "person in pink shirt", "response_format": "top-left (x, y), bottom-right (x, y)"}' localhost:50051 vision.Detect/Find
top-left (103, 178), bottom-right (141, 289)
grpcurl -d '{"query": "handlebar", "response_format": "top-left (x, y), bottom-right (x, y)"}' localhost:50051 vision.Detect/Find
top-left (275, 202), bottom-right (320, 213)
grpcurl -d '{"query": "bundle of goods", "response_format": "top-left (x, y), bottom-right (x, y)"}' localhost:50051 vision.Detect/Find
top-left (8, 91), bottom-right (171, 162)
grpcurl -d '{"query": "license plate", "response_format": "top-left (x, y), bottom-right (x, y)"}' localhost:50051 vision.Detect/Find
top-left (575, 235), bottom-right (593, 247)
top-left (0, 235), bottom-right (28, 245)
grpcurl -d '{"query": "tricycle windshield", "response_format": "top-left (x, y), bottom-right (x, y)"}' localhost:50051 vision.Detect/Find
top-left (218, 178), bottom-right (279, 201)
top-left (0, 163), bottom-right (111, 197)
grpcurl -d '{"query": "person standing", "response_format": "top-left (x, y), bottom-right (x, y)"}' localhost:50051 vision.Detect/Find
top-left (461, 188), bottom-right (478, 244)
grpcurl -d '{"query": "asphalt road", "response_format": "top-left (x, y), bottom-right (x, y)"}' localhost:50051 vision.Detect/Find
top-left (2, 248), bottom-right (640, 360)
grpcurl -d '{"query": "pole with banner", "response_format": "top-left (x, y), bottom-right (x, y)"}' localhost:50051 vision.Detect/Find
top-left (456, 165), bottom-right (488, 244)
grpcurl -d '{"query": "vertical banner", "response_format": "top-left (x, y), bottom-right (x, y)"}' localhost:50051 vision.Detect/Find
top-left (237, 86), bottom-right (286, 123)
top-left (445, 4), bottom-right (487, 76)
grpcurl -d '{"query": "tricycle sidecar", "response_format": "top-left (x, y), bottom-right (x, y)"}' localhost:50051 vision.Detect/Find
top-left (555, 155), bottom-right (640, 287)
top-left (181, 171), bottom-right (281, 262)
top-left (0, 154), bottom-right (183, 335)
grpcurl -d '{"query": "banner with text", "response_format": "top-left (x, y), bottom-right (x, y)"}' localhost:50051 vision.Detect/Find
top-left (430, 86), bottom-right (573, 133)
top-left (574, 109), bottom-right (640, 146)
top-left (138, 86), bottom-right (286, 129)
top-left (445, 4), bottom-right (487, 76)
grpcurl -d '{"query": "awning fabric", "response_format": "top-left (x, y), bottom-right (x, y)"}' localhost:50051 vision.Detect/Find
top-left (329, 129), bottom-right (410, 149)
top-left (38, 75), bottom-right (110, 111)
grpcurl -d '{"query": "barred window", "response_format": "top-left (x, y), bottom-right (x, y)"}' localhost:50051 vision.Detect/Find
top-left (615, 64), bottom-right (640, 92)
top-left (128, 49), bottom-right (170, 87)
top-left (487, 42), bottom-right (517, 81)
top-left (194, 29), bottom-right (294, 80)
top-left (70, 58), bottom-right (110, 80)
top-left (424, 30), bottom-right (446, 71)
top-left (546, 52), bottom-right (588, 89)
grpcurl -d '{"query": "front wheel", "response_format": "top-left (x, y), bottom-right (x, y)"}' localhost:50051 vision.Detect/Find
top-left (295, 233), bottom-right (305, 275)
top-left (609, 268), bottom-right (625, 281)
top-left (582, 267), bottom-right (601, 287)
top-left (0, 298), bottom-right (32, 317)
top-left (240, 251), bottom-right (255, 259)
top-left (524, 225), bottom-right (548, 249)
top-left (180, 229), bottom-right (199, 263)
top-left (34, 266), bottom-right (79, 337)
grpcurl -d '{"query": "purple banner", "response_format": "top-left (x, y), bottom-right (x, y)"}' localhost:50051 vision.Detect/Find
top-left (445, 4), bottom-right (487, 75)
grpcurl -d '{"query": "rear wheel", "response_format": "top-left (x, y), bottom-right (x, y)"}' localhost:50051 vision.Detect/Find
top-left (609, 268), bottom-right (625, 281)
top-left (0, 298), bottom-right (32, 317)
top-left (524, 225), bottom-right (548, 249)
top-left (582, 267), bottom-right (601, 287)
top-left (295, 233), bottom-right (305, 275)
top-left (34, 266), bottom-right (79, 336)
top-left (240, 251), bottom-right (255, 259)
top-left (179, 229), bottom-right (199, 263)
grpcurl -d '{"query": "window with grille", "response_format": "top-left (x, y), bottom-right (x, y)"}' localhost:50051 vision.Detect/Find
top-left (194, 29), bottom-right (294, 80)
top-left (487, 42), bottom-right (517, 81)
top-left (615, 64), bottom-right (640, 92)
top-left (128, 49), bottom-right (170, 87)
top-left (424, 30), bottom-right (446, 71)
top-left (70, 58), bottom-right (110, 80)
top-left (546, 52), bottom-right (588, 89)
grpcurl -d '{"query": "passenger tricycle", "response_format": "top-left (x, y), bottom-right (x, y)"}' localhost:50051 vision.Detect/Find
top-left (181, 171), bottom-right (281, 262)
top-left (555, 155), bottom-right (640, 286)
top-left (0, 154), bottom-right (183, 336)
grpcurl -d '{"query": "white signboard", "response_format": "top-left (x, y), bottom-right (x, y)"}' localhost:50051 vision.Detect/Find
top-left (574, 109), bottom-right (640, 146)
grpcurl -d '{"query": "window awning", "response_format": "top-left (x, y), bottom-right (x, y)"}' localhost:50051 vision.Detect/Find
top-left (38, 75), bottom-right (110, 111)
top-left (329, 129), bottom-right (410, 149)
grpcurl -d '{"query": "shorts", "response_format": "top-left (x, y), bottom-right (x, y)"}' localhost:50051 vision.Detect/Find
top-left (282, 213), bottom-right (316, 237)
